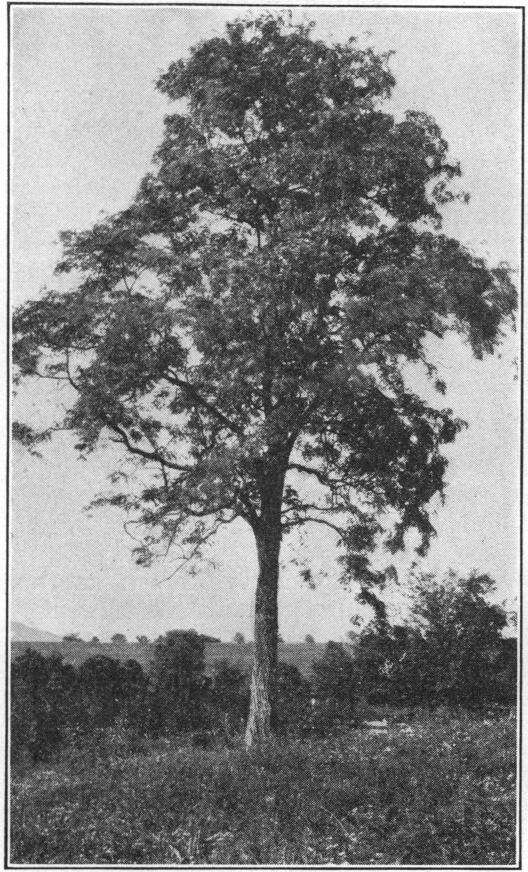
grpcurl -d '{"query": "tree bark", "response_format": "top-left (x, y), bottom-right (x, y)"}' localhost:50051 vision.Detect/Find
top-left (244, 524), bottom-right (281, 747)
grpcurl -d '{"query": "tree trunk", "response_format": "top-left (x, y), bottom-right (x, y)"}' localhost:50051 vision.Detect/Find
top-left (245, 525), bottom-right (281, 747)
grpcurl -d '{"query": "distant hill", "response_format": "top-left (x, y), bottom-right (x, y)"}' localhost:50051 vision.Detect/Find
top-left (10, 639), bottom-right (342, 677)
top-left (10, 622), bottom-right (62, 642)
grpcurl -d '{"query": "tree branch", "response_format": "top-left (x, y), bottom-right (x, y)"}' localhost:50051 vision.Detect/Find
top-left (286, 515), bottom-right (346, 538)
top-left (108, 423), bottom-right (192, 472)
top-left (287, 462), bottom-right (333, 486)
top-left (165, 371), bottom-right (245, 437)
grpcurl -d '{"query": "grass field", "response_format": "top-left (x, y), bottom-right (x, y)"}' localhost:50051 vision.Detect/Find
top-left (11, 712), bottom-right (516, 865)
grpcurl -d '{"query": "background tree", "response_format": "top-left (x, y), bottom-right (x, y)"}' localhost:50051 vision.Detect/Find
top-left (234, 632), bottom-right (246, 645)
top-left (136, 635), bottom-right (150, 645)
top-left (304, 634), bottom-right (316, 645)
top-left (62, 633), bottom-right (81, 644)
top-left (118, 658), bottom-right (150, 731)
top-left (13, 15), bottom-right (516, 744)
top-left (149, 630), bottom-right (209, 734)
top-left (110, 633), bottom-right (127, 645)
top-left (403, 570), bottom-right (515, 707)
top-left (351, 569), bottom-right (516, 707)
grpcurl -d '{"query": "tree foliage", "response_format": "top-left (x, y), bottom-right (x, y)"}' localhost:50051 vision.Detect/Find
top-left (311, 641), bottom-right (357, 725)
top-left (352, 570), bottom-right (516, 707)
top-left (110, 633), bottom-right (127, 645)
top-left (76, 654), bottom-right (148, 730)
top-left (275, 662), bottom-right (311, 734)
top-left (406, 570), bottom-right (515, 706)
top-left (209, 658), bottom-right (249, 731)
top-left (149, 630), bottom-right (209, 733)
top-left (11, 649), bottom-right (76, 763)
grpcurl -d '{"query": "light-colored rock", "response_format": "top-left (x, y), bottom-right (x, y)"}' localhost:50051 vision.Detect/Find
top-left (362, 718), bottom-right (388, 729)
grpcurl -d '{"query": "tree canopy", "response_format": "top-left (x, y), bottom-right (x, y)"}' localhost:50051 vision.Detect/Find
top-left (13, 14), bottom-right (516, 740)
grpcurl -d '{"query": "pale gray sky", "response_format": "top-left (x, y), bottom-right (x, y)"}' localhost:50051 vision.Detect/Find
top-left (10, 6), bottom-right (521, 641)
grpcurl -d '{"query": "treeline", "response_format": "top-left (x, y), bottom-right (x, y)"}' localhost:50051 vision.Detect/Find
top-left (11, 571), bottom-right (516, 765)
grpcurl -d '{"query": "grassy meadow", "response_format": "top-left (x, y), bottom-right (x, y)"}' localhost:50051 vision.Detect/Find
top-left (11, 710), bottom-right (516, 866)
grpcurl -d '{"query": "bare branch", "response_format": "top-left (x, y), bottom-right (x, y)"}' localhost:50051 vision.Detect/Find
top-left (286, 515), bottom-right (346, 538)
top-left (287, 462), bottom-right (333, 486)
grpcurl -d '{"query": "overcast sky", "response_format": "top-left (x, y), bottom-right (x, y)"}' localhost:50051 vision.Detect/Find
top-left (10, 6), bottom-right (521, 642)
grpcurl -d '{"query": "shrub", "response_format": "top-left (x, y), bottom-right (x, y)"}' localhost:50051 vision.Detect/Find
top-left (75, 655), bottom-right (148, 734)
top-left (406, 570), bottom-right (516, 707)
top-left (275, 663), bottom-right (311, 734)
top-left (77, 655), bottom-right (124, 728)
top-left (209, 659), bottom-right (249, 734)
top-left (119, 658), bottom-right (150, 730)
top-left (311, 642), bottom-right (356, 729)
top-left (149, 630), bottom-right (209, 735)
top-left (11, 648), bottom-right (76, 764)
top-left (351, 623), bottom-right (419, 705)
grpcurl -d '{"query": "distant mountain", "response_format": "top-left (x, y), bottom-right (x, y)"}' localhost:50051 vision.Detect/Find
top-left (10, 621), bottom-right (62, 642)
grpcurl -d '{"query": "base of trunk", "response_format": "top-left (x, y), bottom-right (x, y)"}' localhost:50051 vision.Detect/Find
top-left (244, 664), bottom-right (273, 747)
top-left (244, 526), bottom-right (281, 747)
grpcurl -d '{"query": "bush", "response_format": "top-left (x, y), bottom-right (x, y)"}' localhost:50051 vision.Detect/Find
top-left (75, 655), bottom-right (148, 733)
top-left (275, 663), bottom-right (311, 734)
top-left (351, 623), bottom-right (419, 706)
top-left (149, 630), bottom-right (209, 735)
top-left (76, 655), bottom-right (125, 729)
top-left (11, 648), bottom-right (76, 764)
top-left (120, 658), bottom-right (150, 729)
top-left (407, 570), bottom-right (516, 707)
top-left (209, 659), bottom-right (249, 735)
top-left (311, 642), bottom-right (356, 730)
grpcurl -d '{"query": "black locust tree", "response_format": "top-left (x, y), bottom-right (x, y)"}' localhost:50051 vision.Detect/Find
top-left (13, 15), bottom-right (516, 745)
